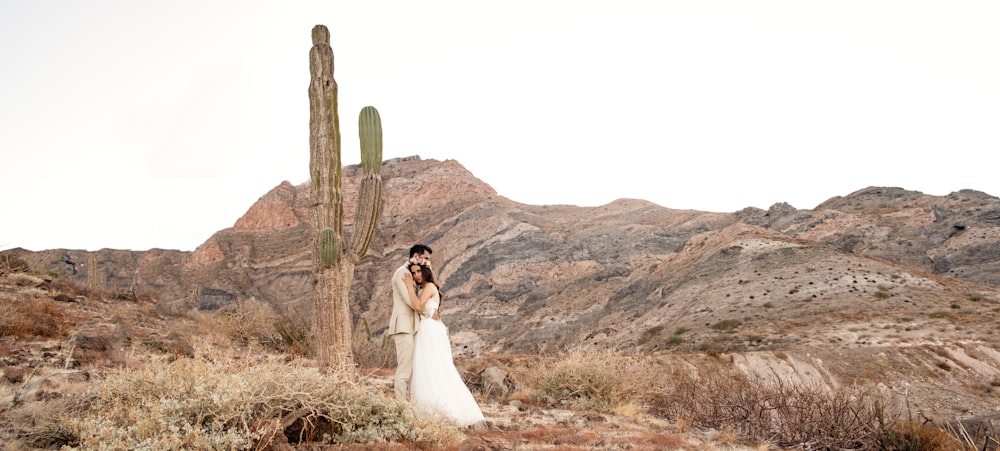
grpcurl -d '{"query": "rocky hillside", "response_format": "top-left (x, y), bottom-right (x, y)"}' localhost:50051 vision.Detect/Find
top-left (5, 156), bottom-right (1000, 424)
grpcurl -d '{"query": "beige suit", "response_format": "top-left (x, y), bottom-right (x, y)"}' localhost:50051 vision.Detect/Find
top-left (390, 262), bottom-right (422, 401)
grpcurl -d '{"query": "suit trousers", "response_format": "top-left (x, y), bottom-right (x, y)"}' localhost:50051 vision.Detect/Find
top-left (393, 332), bottom-right (416, 401)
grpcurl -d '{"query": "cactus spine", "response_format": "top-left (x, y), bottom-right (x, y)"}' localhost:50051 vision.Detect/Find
top-left (308, 24), bottom-right (384, 371)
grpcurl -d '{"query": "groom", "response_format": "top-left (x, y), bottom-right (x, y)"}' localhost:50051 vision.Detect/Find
top-left (389, 244), bottom-right (433, 401)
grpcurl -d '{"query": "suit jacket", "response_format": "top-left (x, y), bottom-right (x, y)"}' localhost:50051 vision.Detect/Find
top-left (389, 263), bottom-right (421, 335)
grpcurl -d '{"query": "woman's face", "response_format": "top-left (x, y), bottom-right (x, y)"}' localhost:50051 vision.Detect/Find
top-left (409, 265), bottom-right (424, 284)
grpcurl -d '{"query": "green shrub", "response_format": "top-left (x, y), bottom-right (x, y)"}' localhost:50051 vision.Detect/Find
top-left (710, 319), bottom-right (742, 331)
top-left (928, 311), bottom-right (955, 321)
top-left (665, 334), bottom-right (684, 347)
top-left (637, 325), bottom-right (665, 345)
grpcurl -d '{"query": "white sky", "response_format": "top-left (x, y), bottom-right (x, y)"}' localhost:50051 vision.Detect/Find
top-left (2, 1), bottom-right (998, 252)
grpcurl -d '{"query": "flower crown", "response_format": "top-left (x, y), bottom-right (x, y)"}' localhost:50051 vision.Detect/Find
top-left (408, 257), bottom-right (431, 268)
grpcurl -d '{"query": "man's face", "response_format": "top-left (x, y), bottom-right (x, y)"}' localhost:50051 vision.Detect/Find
top-left (418, 251), bottom-right (431, 264)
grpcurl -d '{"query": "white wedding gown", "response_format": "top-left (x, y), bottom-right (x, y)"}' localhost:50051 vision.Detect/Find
top-left (410, 293), bottom-right (485, 427)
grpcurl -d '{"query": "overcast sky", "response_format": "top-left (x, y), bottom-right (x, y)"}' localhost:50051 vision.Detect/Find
top-left (2, 1), bottom-right (998, 252)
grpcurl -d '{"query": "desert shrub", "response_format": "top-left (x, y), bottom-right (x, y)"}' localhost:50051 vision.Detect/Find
top-left (274, 312), bottom-right (312, 357)
top-left (9, 396), bottom-right (87, 449)
top-left (0, 253), bottom-right (30, 274)
top-left (49, 277), bottom-right (90, 299)
top-left (0, 298), bottom-right (25, 336)
top-left (710, 319), bottom-right (742, 331)
top-left (202, 303), bottom-right (313, 356)
top-left (514, 351), bottom-right (662, 412)
top-left (57, 346), bottom-right (460, 449)
top-left (928, 311), bottom-right (955, 321)
top-left (45, 276), bottom-right (129, 303)
top-left (141, 331), bottom-right (196, 359)
top-left (697, 336), bottom-right (733, 356)
top-left (0, 297), bottom-right (67, 338)
top-left (9, 272), bottom-right (43, 288)
top-left (946, 416), bottom-right (1000, 450)
top-left (665, 334), bottom-right (684, 347)
top-left (637, 325), bottom-right (664, 345)
top-left (662, 327), bottom-right (691, 349)
top-left (212, 299), bottom-right (281, 348)
top-left (649, 368), bottom-right (902, 449)
top-left (879, 419), bottom-right (963, 450)
top-left (353, 326), bottom-right (395, 370)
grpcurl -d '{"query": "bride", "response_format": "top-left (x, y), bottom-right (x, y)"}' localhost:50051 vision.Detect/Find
top-left (402, 258), bottom-right (485, 427)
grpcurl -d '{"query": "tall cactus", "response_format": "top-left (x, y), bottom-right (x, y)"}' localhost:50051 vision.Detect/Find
top-left (87, 254), bottom-right (100, 290)
top-left (308, 24), bottom-right (384, 371)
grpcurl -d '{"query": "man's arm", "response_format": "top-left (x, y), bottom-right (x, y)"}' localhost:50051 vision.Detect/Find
top-left (391, 267), bottom-right (415, 309)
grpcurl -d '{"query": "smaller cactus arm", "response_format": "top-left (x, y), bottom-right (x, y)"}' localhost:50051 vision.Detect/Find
top-left (358, 106), bottom-right (382, 173)
top-left (349, 106), bottom-right (384, 258)
top-left (350, 174), bottom-right (382, 258)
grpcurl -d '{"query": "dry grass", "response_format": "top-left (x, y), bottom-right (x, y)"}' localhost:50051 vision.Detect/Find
top-left (353, 318), bottom-right (397, 370)
top-left (947, 417), bottom-right (1000, 451)
top-left (0, 272), bottom-right (461, 449)
top-left (644, 367), bottom-right (897, 448)
top-left (4, 338), bottom-right (998, 450)
top-left (0, 293), bottom-right (68, 339)
top-left (509, 351), bottom-right (998, 450)
top-left (880, 420), bottom-right (964, 451)
top-left (0, 254), bottom-right (30, 276)
top-left (189, 300), bottom-right (314, 357)
top-left (209, 298), bottom-right (282, 348)
top-left (5, 343), bottom-right (461, 449)
top-left (512, 350), bottom-right (662, 412)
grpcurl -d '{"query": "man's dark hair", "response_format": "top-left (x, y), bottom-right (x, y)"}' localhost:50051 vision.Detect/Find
top-left (409, 244), bottom-right (433, 258)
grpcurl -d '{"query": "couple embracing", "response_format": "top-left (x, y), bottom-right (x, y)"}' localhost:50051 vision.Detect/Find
top-left (389, 244), bottom-right (484, 427)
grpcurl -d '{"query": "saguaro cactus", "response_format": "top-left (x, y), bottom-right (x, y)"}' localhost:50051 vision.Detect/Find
top-left (308, 24), bottom-right (384, 371)
top-left (87, 254), bottom-right (99, 290)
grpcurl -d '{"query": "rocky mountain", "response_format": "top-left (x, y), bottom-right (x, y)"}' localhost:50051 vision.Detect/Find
top-left (5, 156), bottom-right (1000, 421)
